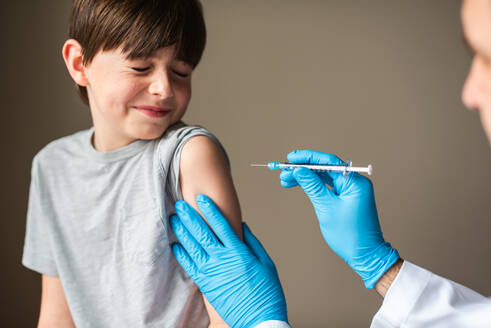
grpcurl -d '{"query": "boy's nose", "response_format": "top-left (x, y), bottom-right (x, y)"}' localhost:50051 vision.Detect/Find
top-left (148, 73), bottom-right (174, 98)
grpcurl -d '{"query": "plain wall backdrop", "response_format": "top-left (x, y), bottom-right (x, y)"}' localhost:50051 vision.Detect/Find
top-left (2, 1), bottom-right (490, 327)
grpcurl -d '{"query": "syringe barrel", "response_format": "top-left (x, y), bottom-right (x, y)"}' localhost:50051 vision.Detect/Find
top-left (267, 162), bottom-right (372, 176)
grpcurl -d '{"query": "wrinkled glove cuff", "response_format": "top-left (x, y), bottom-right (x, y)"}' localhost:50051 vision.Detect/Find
top-left (350, 242), bottom-right (400, 289)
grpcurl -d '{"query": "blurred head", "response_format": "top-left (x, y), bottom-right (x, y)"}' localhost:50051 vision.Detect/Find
top-left (62, 0), bottom-right (206, 150)
top-left (461, 0), bottom-right (491, 145)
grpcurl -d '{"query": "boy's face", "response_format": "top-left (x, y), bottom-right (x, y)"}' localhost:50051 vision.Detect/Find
top-left (84, 45), bottom-right (193, 150)
top-left (461, 0), bottom-right (491, 145)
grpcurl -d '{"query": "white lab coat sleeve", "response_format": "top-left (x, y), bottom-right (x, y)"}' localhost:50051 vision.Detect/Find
top-left (253, 320), bottom-right (292, 328)
top-left (371, 261), bottom-right (491, 328)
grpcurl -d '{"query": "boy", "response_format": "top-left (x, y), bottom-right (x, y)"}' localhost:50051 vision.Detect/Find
top-left (22, 0), bottom-right (242, 327)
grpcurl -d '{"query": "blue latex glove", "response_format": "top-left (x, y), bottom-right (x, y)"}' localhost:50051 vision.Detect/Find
top-left (170, 194), bottom-right (288, 328)
top-left (280, 150), bottom-right (400, 289)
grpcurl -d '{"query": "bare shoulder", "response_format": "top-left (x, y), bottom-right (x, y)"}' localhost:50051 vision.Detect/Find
top-left (180, 135), bottom-right (228, 171)
top-left (179, 135), bottom-right (232, 197)
top-left (179, 135), bottom-right (242, 237)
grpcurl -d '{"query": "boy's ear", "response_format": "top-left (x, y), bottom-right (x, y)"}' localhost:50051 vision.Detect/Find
top-left (62, 39), bottom-right (89, 87)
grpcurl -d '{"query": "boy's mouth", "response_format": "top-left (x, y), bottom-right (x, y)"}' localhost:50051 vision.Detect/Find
top-left (134, 105), bottom-right (172, 118)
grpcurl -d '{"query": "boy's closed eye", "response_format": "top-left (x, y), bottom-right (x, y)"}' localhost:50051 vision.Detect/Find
top-left (132, 66), bottom-right (151, 73)
top-left (169, 60), bottom-right (193, 78)
top-left (130, 66), bottom-right (191, 78)
top-left (172, 69), bottom-right (191, 78)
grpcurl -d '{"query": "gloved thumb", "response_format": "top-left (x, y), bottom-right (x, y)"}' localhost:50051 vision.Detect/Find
top-left (242, 222), bottom-right (276, 270)
top-left (293, 167), bottom-right (335, 205)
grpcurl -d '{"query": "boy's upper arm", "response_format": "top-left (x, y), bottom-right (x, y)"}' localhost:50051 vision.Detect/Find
top-left (178, 135), bottom-right (242, 327)
top-left (38, 275), bottom-right (75, 328)
top-left (179, 135), bottom-right (243, 238)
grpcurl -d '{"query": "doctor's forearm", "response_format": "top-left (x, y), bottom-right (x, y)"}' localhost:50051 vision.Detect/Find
top-left (374, 259), bottom-right (403, 297)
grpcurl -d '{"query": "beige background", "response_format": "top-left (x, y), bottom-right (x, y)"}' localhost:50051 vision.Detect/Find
top-left (2, 1), bottom-right (490, 327)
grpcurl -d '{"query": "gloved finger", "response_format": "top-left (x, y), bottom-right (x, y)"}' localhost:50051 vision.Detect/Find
top-left (242, 222), bottom-right (276, 269)
top-left (288, 150), bottom-right (345, 192)
top-left (170, 215), bottom-right (209, 268)
top-left (287, 149), bottom-right (345, 166)
top-left (171, 243), bottom-right (200, 280)
top-left (293, 167), bottom-right (336, 204)
top-left (280, 170), bottom-right (298, 188)
top-left (175, 200), bottom-right (221, 251)
top-left (280, 163), bottom-right (335, 189)
top-left (196, 194), bottom-right (241, 248)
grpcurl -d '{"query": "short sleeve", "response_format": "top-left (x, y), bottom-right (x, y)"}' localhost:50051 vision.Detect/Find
top-left (22, 156), bottom-right (58, 276)
top-left (158, 122), bottom-right (230, 203)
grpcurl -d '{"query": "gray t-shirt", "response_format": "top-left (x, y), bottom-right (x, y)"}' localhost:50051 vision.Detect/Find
top-left (22, 122), bottom-right (228, 327)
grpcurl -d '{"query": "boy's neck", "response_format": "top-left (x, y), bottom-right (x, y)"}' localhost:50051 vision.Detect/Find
top-left (91, 127), bottom-right (138, 152)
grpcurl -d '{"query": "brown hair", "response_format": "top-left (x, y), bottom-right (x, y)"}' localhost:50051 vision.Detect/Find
top-left (68, 0), bottom-right (206, 105)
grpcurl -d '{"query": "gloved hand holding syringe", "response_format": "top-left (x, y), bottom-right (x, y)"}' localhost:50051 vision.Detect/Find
top-left (251, 159), bottom-right (373, 175)
top-left (253, 150), bottom-right (398, 289)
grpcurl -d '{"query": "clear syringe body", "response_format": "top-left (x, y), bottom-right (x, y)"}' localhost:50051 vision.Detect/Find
top-left (264, 161), bottom-right (373, 176)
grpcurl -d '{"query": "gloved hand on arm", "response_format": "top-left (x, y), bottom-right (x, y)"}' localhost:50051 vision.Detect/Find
top-left (280, 150), bottom-right (400, 289)
top-left (170, 194), bottom-right (288, 328)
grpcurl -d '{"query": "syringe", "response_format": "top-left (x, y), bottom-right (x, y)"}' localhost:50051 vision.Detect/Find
top-left (250, 160), bottom-right (373, 176)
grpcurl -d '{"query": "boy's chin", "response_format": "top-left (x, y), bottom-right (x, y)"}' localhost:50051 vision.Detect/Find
top-left (131, 125), bottom-right (167, 140)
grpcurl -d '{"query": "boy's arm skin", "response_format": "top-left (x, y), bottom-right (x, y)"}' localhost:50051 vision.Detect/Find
top-left (180, 136), bottom-right (243, 328)
top-left (38, 275), bottom-right (76, 328)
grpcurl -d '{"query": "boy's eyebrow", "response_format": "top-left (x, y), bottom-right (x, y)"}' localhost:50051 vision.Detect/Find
top-left (174, 58), bottom-right (192, 66)
top-left (124, 53), bottom-right (191, 66)
top-left (124, 54), bottom-right (150, 62)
